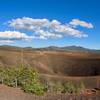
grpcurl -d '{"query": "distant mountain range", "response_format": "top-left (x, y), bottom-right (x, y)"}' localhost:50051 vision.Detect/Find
top-left (33, 46), bottom-right (100, 53)
top-left (0, 45), bottom-right (100, 53)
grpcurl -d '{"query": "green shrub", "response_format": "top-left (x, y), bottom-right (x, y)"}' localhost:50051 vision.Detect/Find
top-left (53, 82), bottom-right (64, 93)
top-left (62, 82), bottom-right (86, 94)
top-left (63, 82), bottom-right (75, 93)
top-left (22, 80), bottom-right (45, 95)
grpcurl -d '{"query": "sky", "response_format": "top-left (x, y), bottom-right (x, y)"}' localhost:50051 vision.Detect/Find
top-left (0, 0), bottom-right (100, 49)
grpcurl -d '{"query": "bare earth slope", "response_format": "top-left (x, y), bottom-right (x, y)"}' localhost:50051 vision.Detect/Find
top-left (0, 46), bottom-right (100, 89)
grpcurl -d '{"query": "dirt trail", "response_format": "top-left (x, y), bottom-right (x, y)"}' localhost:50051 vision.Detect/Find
top-left (0, 85), bottom-right (35, 100)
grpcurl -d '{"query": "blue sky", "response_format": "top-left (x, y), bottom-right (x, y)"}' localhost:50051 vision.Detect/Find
top-left (0, 0), bottom-right (100, 49)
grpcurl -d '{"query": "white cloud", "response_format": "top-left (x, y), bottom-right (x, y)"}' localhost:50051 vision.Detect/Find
top-left (9, 17), bottom-right (49, 31)
top-left (0, 31), bottom-right (34, 41)
top-left (7, 17), bottom-right (95, 40)
top-left (35, 29), bottom-right (63, 39)
top-left (8, 17), bottom-right (91, 39)
top-left (69, 19), bottom-right (93, 28)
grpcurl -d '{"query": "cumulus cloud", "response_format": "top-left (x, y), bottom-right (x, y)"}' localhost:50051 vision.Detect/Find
top-left (35, 30), bottom-right (63, 39)
top-left (9, 17), bottom-right (49, 31)
top-left (9, 17), bottom-right (91, 39)
top-left (0, 31), bottom-right (34, 41)
top-left (69, 19), bottom-right (93, 28)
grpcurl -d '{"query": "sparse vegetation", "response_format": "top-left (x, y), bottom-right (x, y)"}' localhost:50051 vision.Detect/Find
top-left (53, 82), bottom-right (64, 93)
top-left (0, 66), bottom-right (90, 96)
top-left (0, 66), bottom-right (45, 95)
top-left (42, 80), bottom-right (86, 94)
top-left (52, 81), bottom-right (86, 94)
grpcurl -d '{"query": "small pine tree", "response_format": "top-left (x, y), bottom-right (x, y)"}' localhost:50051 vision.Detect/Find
top-left (19, 66), bottom-right (45, 95)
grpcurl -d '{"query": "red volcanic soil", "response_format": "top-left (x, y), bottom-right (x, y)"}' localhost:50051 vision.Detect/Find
top-left (0, 85), bottom-right (34, 100)
top-left (0, 85), bottom-right (99, 100)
